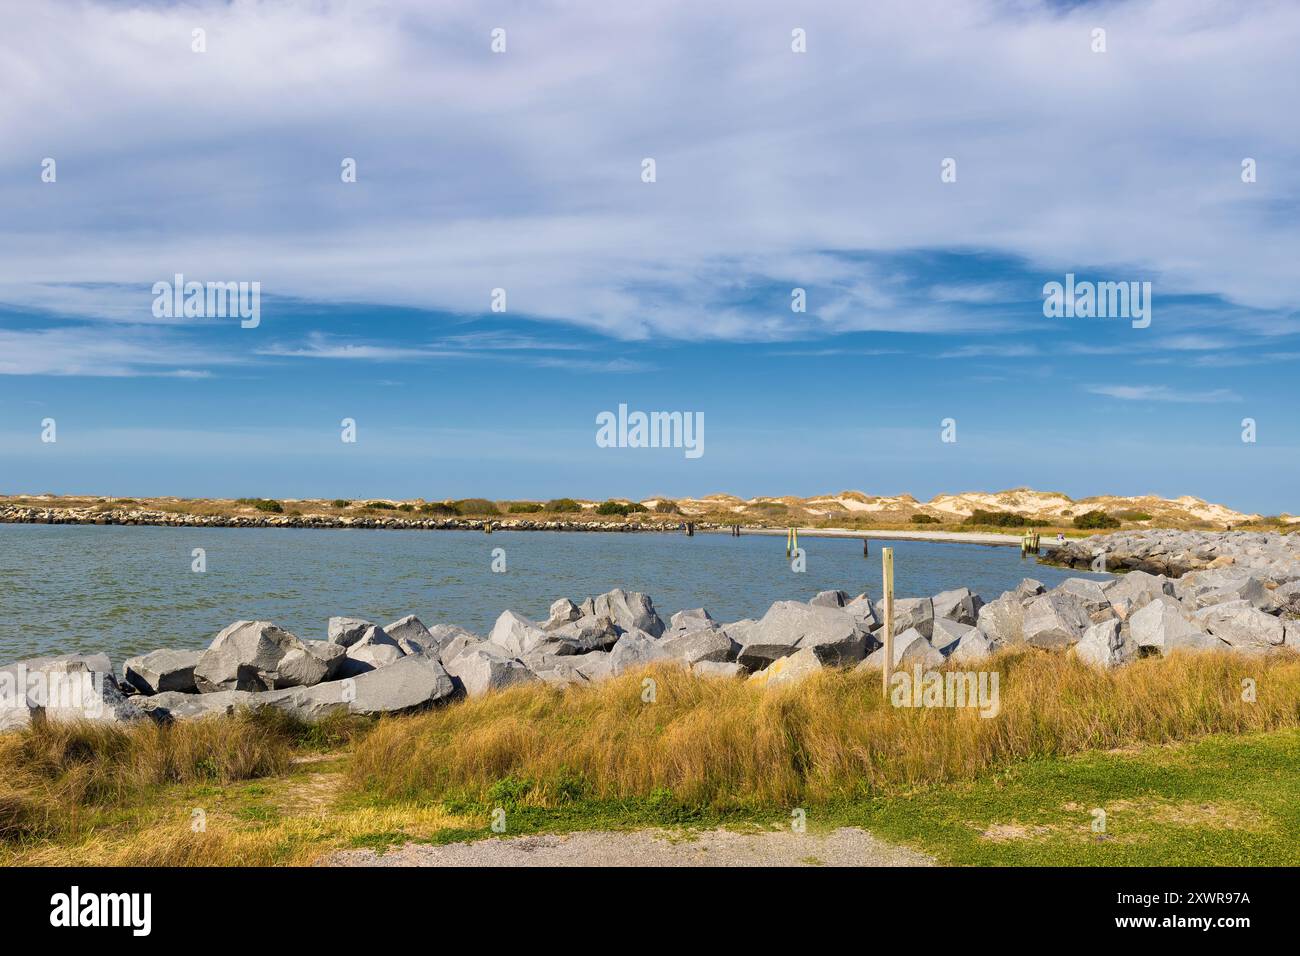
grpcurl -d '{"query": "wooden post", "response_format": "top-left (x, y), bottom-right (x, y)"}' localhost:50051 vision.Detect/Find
top-left (686, 521), bottom-right (694, 536)
top-left (786, 527), bottom-right (792, 557)
top-left (881, 547), bottom-right (895, 698)
top-left (863, 537), bottom-right (869, 558)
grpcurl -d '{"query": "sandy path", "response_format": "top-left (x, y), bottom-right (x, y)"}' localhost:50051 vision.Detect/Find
top-left (327, 826), bottom-right (934, 867)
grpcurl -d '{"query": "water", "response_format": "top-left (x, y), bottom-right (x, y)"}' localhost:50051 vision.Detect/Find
top-left (0, 525), bottom-right (1108, 663)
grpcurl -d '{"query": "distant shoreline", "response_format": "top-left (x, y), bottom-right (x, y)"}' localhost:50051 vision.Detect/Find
top-left (0, 503), bottom-right (1060, 549)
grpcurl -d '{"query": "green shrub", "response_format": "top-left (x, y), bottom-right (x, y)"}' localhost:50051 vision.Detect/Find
top-left (1074, 510), bottom-right (1121, 529)
top-left (508, 502), bottom-right (543, 514)
top-left (331, 499), bottom-right (351, 509)
top-left (237, 498), bottom-right (284, 514)
top-left (910, 514), bottom-right (940, 524)
top-left (418, 502), bottom-right (458, 516)
top-left (544, 498), bottom-right (582, 513)
top-left (654, 500), bottom-right (680, 514)
top-left (453, 498), bottom-right (500, 516)
top-left (366, 501), bottom-right (396, 510)
top-left (596, 500), bottom-right (648, 516)
top-left (1113, 509), bottom-right (1153, 522)
top-left (962, 509), bottom-right (1027, 527)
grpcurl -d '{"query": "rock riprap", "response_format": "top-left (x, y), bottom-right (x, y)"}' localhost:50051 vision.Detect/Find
top-left (4, 536), bottom-right (1298, 728)
top-left (1048, 530), bottom-right (1300, 580)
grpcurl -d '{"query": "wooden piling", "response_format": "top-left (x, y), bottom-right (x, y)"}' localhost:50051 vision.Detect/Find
top-left (881, 547), bottom-right (895, 698)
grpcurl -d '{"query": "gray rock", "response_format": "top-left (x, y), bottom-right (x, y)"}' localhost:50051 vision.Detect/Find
top-left (337, 625), bottom-right (405, 678)
top-left (1103, 570), bottom-right (1174, 611)
top-left (444, 644), bottom-right (539, 697)
top-left (608, 629), bottom-right (674, 676)
top-left (949, 630), bottom-right (994, 664)
top-left (417, 624), bottom-right (479, 658)
top-left (536, 615), bottom-right (621, 655)
top-left (383, 615), bottom-right (437, 654)
top-left (438, 634), bottom-right (484, 666)
top-left (1128, 596), bottom-right (1221, 654)
top-left (930, 617), bottom-right (979, 657)
top-left (737, 601), bottom-right (871, 670)
top-left (876, 597), bottom-right (934, 640)
top-left (1, 654), bottom-right (144, 729)
top-left (275, 656), bottom-right (456, 718)
top-left (1055, 578), bottom-right (1112, 614)
top-left (327, 617), bottom-right (372, 647)
top-left (573, 651), bottom-right (613, 683)
top-left (1015, 578), bottom-right (1046, 599)
top-left (931, 587), bottom-right (983, 626)
top-left (857, 627), bottom-right (944, 671)
top-left (589, 589), bottom-right (665, 637)
top-left (486, 610), bottom-right (550, 657)
top-left (719, 618), bottom-right (758, 648)
top-left (659, 627), bottom-right (736, 665)
top-left (810, 589), bottom-right (849, 608)
top-left (194, 621), bottom-right (306, 693)
top-left (1021, 593), bottom-right (1090, 649)
top-left (749, 646), bottom-right (825, 688)
top-left (277, 640), bottom-right (346, 687)
top-left (1193, 601), bottom-right (1285, 648)
top-left (135, 689), bottom-right (257, 721)
top-left (844, 594), bottom-right (880, 630)
top-left (1272, 581), bottom-right (1300, 616)
top-left (544, 598), bottom-right (581, 629)
top-left (668, 607), bottom-right (715, 632)
top-left (692, 660), bottom-right (745, 679)
top-left (521, 654), bottom-right (590, 688)
top-left (976, 596), bottom-right (1024, 647)
top-left (1073, 619), bottom-right (1135, 669)
top-left (123, 648), bottom-right (201, 695)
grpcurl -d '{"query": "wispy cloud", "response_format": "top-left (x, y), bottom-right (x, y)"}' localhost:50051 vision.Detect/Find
top-left (256, 333), bottom-right (654, 372)
top-left (0, 327), bottom-right (230, 377)
top-left (0, 0), bottom-right (1297, 343)
top-left (1085, 384), bottom-right (1243, 403)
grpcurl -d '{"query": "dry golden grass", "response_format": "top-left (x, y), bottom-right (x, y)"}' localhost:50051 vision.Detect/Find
top-left (3, 650), bottom-right (1298, 865)
top-left (0, 709), bottom-right (362, 844)
top-left (349, 649), bottom-right (1300, 808)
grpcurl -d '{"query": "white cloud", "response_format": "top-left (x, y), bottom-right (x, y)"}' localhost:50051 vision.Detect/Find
top-left (0, 327), bottom-right (232, 377)
top-left (0, 0), bottom-right (1298, 344)
top-left (1085, 384), bottom-right (1243, 403)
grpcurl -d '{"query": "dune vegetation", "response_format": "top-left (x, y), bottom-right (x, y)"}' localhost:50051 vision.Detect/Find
top-left (2, 649), bottom-right (1299, 866)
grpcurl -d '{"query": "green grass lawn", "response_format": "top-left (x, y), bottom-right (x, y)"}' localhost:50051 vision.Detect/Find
top-left (816, 728), bottom-right (1300, 865)
top-left (349, 728), bottom-right (1300, 867)
top-left (7, 718), bottom-right (1298, 866)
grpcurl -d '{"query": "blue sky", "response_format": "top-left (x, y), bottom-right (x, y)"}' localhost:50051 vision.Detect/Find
top-left (1, 0), bottom-right (1298, 512)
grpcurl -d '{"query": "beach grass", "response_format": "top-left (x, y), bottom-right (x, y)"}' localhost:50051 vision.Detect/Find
top-left (2, 649), bottom-right (1298, 866)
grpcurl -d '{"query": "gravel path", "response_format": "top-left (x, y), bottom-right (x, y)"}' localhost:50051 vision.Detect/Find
top-left (328, 827), bottom-right (934, 867)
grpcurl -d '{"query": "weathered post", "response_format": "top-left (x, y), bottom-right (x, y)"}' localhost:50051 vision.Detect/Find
top-left (686, 521), bottom-right (695, 536)
top-left (881, 547), bottom-right (895, 699)
top-left (863, 537), bottom-right (869, 558)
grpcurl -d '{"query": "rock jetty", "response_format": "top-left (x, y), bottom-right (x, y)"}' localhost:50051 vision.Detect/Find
top-left (1047, 529), bottom-right (1300, 579)
top-left (4, 532), bottom-right (1297, 729)
top-left (0, 504), bottom-right (699, 533)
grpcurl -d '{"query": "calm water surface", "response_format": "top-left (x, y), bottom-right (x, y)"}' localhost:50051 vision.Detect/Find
top-left (0, 525), bottom-right (1107, 662)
